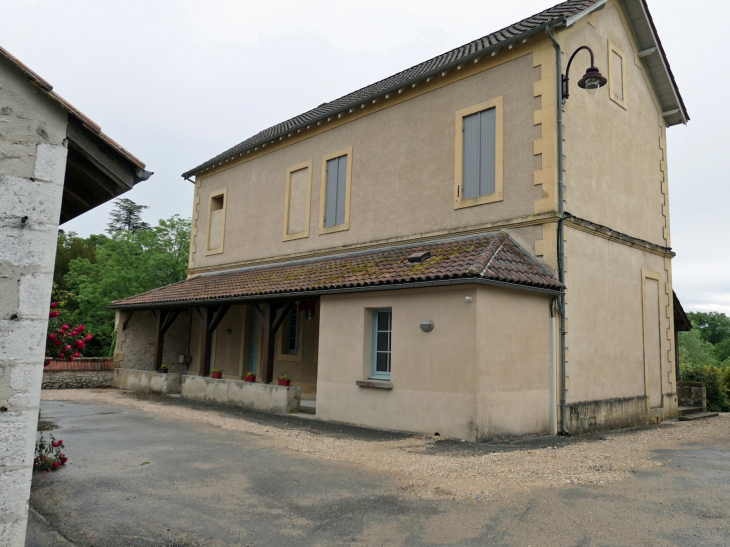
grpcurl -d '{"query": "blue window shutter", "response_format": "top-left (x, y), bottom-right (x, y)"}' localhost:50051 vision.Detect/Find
top-left (336, 154), bottom-right (347, 226)
top-left (480, 108), bottom-right (496, 196)
top-left (463, 112), bottom-right (481, 199)
top-left (325, 157), bottom-right (339, 227)
top-left (462, 108), bottom-right (496, 199)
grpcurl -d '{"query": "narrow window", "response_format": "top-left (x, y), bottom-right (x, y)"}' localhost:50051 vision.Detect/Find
top-left (371, 309), bottom-right (392, 379)
top-left (608, 41), bottom-right (627, 110)
top-left (206, 190), bottom-right (227, 255)
top-left (282, 161), bottom-right (312, 242)
top-left (324, 154), bottom-right (348, 227)
top-left (463, 108), bottom-right (496, 199)
top-left (283, 306), bottom-right (300, 355)
top-left (612, 51), bottom-right (624, 101)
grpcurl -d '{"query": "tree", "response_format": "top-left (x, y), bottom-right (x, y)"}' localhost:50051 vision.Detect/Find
top-left (678, 328), bottom-right (719, 370)
top-left (54, 230), bottom-right (107, 288)
top-left (687, 311), bottom-right (730, 346)
top-left (106, 198), bottom-right (151, 234)
top-left (65, 215), bottom-right (191, 355)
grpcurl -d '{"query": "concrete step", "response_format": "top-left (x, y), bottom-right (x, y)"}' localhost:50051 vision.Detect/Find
top-left (679, 412), bottom-right (719, 421)
top-left (678, 405), bottom-right (704, 417)
top-left (299, 400), bottom-right (316, 414)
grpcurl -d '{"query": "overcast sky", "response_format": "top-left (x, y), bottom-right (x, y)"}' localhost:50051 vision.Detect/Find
top-left (3, 1), bottom-right (728, 314)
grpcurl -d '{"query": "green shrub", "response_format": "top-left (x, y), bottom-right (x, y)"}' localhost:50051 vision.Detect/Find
top-left (680, 363), bottom-right (730, 412)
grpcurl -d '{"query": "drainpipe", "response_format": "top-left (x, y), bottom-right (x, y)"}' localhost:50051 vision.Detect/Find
top-left (545, 25), bottom-right (570, 435)
top-left (549, 297), bottom-right (558, 436)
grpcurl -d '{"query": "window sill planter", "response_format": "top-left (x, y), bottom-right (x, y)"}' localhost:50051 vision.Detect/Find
top-left (356, 379), bottom-right (393, 390)
top-left (158, 369), bottom-right (168, 374)
top-left (211, 372), bottom-right (223, 379)
top-left (278, 379), bottom-right (291, 386)
top-left (244, 376), bottom-right (256, 383)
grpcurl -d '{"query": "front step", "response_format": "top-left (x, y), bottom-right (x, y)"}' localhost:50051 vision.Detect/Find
top-left (679, 412), bottom-right (719, 421)
top-left (678, 405), bottom-right (704, 417)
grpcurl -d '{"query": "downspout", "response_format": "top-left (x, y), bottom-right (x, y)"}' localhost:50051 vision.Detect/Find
top-left (549, 297), bottom-right (558, 436)
top-left (545, 25), bottom-right (570, 435)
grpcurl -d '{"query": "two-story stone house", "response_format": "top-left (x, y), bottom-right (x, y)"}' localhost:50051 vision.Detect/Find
top-left (111, 0), bottom-right (688, 441)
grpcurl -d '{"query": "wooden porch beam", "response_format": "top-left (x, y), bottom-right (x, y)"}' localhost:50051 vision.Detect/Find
top-left (161, 309), bottom-right (181, 334)
top-left (122, 310), bottom-right (134, 331)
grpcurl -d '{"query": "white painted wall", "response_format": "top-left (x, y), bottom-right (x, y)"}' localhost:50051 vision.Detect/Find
top-left (0, 55), bottom-right (68, 546)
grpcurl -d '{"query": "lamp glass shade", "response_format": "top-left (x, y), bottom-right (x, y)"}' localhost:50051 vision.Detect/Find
top-left (584, 78), bottom-right (601, 95)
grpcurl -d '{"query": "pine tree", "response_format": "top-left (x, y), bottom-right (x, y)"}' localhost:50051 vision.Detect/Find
top-left (106, 198), bottom-right (150, 234)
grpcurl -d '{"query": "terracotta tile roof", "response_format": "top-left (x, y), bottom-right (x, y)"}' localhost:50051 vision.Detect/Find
top-left (183, 0), bottom-right (603, 178)
top-left (110, 233), bottom-right (561, 308)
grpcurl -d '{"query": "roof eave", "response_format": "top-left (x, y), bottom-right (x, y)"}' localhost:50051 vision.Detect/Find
top-left (181, 19), bottom-right (568, 179)
top-left (109, 276), bottom-right (563, 310)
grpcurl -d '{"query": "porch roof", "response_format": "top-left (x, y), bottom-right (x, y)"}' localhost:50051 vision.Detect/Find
top-left (110, 232), bottom-right (562, 309)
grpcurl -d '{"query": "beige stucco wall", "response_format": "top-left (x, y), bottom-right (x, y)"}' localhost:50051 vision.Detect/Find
top-left (565, 227), bottom-right (677, 418)
top-left (190, 52), bottom-right (543, 271)
top-left (475, 286), bottom-right (551, 440)
top-left (316, 285), bottom-right (552, 441)
top-left (560, 2), bottom-right (668, 247)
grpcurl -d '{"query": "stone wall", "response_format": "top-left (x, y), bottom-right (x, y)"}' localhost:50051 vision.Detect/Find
top-left (181, 375), bottom-right (300, 414)
top-left (566, 396), bottom-right (650, 434)
top-left (0, 53), bottom-right (70, 545)
top-left (42, 370), bottom-right (114, 389)
top-left (113, 368), bottom-right (181, 395)
top-left (676, 382), bottom-right (706, 410)
top-left (114, 310), bottom-right (190, 375)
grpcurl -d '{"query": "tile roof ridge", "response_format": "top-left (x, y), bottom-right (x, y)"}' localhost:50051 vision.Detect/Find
top-left (466, 231), bottom-right (508, 276)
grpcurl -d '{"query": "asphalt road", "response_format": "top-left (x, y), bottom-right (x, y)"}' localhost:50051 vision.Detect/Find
top-left (28, 397), bottom-right (730, 547)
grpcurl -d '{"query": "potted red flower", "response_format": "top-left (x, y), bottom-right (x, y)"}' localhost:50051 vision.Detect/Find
top-left (211, 368), bottom-right (223, 379)
top-left (159, 364), bottom-right (169, 374)
top-left (278, 374), bottom-right (291, 386)
top-left (244, 371), bottom-right (256, 383)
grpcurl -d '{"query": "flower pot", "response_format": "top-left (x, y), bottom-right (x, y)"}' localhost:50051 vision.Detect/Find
top-left (159, 369), bottom-right (168, 374)
top-left (278, 380), bottom-right (291, 386)
top-left (211, 372), bottom-right (223, 379)
top-left (244, 376), bottom-right (256, 382)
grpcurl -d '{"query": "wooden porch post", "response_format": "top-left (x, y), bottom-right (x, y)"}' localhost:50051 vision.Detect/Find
top-left (260, 302), bottom-right (293, 384)
top-left (153, 310), bottom-right (167, 371)
top-left (201, 305), bottom-right (230, 377)
top-left (153, 309), bottom-right (181, 371)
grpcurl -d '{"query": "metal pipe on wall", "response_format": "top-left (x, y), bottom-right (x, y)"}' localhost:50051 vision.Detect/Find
top-left (545, 25), bottom-right (570, 435)
top-left (549, 297), bottom-right (558, 436)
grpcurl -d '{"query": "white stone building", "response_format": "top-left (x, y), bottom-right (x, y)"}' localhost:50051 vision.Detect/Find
top-left (0, 45), bottom-right (150, 545)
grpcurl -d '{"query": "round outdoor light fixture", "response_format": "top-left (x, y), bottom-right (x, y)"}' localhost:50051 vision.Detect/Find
top-left (420, 320), bottom-right (434, 332)
top-left (225, 328), bottom-right (233, 335)
top-left (562, 46), bottom-right (608, 102)
top-left (577, 66), bottom-right (607, 95)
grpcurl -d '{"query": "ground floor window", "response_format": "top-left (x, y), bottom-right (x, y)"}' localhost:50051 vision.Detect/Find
top-left (371, 308), bottom-right (392, 379)
top-left (283, 305), bottom-right (300, 355)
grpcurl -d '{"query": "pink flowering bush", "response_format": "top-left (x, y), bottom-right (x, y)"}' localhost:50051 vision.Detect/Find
top-left (34, 434), bottom-right (68, 472)
top-left (45, 285), bottom-right (92, 366)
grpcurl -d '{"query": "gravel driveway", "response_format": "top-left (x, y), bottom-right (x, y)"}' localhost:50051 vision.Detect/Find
top-left (28, 389), bottom-right (730, 546)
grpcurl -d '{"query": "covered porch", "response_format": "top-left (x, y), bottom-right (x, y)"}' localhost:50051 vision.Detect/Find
top-left (112, 297), bottom-right (320, 407)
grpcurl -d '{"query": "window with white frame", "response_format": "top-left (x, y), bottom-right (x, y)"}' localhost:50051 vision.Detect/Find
top-left (371, 308), bottom-right (392, 379)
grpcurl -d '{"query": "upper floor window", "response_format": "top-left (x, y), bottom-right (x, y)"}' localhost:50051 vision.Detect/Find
top-left (371, 308), bottom-right (392, 379)
top-left (319, 146), bottom-right (352, 234)
top-left (206, 189), bottom-right (227, 255)
top-left (282, 160), bottom-right (313, 242)
top-left (454, 96), bottom-right (503, 209)
top-left (608, 41), bottom-right (627, 110)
